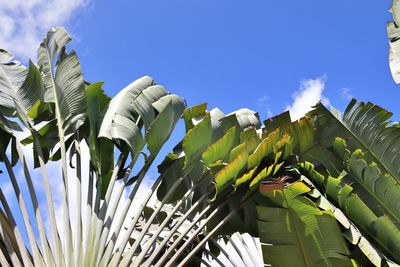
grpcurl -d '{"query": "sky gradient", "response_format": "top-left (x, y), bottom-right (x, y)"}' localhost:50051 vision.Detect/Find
top-left (1, 0), bottom-right (398, 121)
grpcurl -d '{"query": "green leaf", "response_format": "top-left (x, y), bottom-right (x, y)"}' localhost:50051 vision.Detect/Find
top-left (249, 162), bottom-right (284, 189)
top-left (257, 181), bottom-right (354, 267)
top-left (182, 103), bottom-right (207, 131)
top-left (202, 126), bottom-right (238, 166)
top-left (0, 50), bottom-right (50, 125)
top-left (99, 76), bottom-right (183, 155)
top-left (54, 50), bottom-right (87, 132)
top-left (263, 110), bottom-right (291, 133)
top-left (182, 114), bottom-right (212, 171)
top-left (308, 100), bottom-right (400, 183)
top-left (146, 95), bottom-right (185, 157)
top-left (247, 129), bottom-right (280, 169)
top-left (85, 82), bottom-right (114, 197)
top-left (302, 158), bottom-right (400, 263)
top-left (38, 27), bottom-right (72, 103)
top-left (0, 49), bottom-right (28, 117)
top-left (235, 167), bottom-right (257, 188)
top-left (229, 135), bottom-right (260, 162)
top-left (214, 149), bottom-right (248, 191)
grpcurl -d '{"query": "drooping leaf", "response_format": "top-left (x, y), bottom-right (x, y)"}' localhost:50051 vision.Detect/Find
top-left (99, 76), bottom-right (184, 158)
top-left (202, 126), bottom-right (238, 166)
top-left (307, 100), bottom-right (400, 183)
top-left (182, 103), bottom-right (207, 131)
top-left (0, 49), bottom-right (27, 117)
top-left (145, 95), bottom-right (185, 157)
top-left (182, 114), bottom-right (212, 171)
top-left (247, 129), bottom-right (280, 169)
top-left (214, 149), bottom-right (248, 191)
top-left (300, 157), bottom-right (400, 263)
top-left (257, 181), bottom-right (354, 267)
top-left (263, 110), bottom-right (291, 133)
top-left (0, 50), bottom-right (50, 124)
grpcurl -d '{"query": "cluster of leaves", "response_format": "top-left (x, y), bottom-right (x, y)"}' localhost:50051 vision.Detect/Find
top-left (1, 26), bottom-right (400, 267)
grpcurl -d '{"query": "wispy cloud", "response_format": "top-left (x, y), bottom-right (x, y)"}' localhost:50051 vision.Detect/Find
top-left (256, 95), bottom-right (273, 118)
top-left (286, 75), bottom-right (329, 120)
top-left (0, 0), bottom-right (90, 60)
top-left (340, 87), bottom-right (353, 101)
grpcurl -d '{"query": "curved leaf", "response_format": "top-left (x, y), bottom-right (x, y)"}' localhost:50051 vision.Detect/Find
top-left (0, 50), bottom-right (27, 116)
top-left (306, 100), bottom-right (400, 183)
top-left (54, 51), bottom-right (86, 132)
top-left (38, 27), bottom-right (71, 102)
top-left (99, 76), bottom-right (184, 156)
top-left (300, 159), bottom-right (400, 263)
top-left (257, 181), bottom-right (354, 267)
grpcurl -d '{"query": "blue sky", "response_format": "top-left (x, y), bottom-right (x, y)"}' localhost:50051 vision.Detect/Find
top-left (68, 0), bottom-right (399, 121)
top-left (0, 0), bottom-right (399, 259)
top-left (1, 0), bottom-right (398, 120)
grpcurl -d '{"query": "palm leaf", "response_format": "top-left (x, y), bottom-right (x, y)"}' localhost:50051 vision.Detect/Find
top-left (307, 100), bottom-right (400, 182)
top-left (299, 139), bottom-right (400, 263)
top-left (257, 179), bottom-right (355, 267)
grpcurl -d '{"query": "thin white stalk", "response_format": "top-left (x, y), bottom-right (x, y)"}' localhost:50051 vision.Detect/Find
top-left (132, 186), bottom-right (197, 266)
top-left (123, 169), bottom-right (211, 267)
top-left (87, 152), bottom-right (127, 266)
top-left (98, 163), bottom-right (152, 267)
top-left (32, 134), bottom-right (64, 267)
top-left (0, 151), bottom-right (42, 266)
top-left (236, 233), bottom-right (260, 267)
top-left (15, 141), bottom-right (55, 267)
top-left (252, 236), bottom-right (263, 259)
top-left (0, 188), bottom-right (33, 267)
top-left (175, 190), bottom-right (257, 267)
top-left (119, 176), bottom-right (187, 267)
top-left (226, 236), bottom-right (248, 267)
top-left (176, 210), bottom-right (236, 267)
top-left (83, 213), bottom-right (97, 267)
top-left (154, 204), bottom-right (213, 267)
top-left (83, 169), bottom-right (103, 267)
top-left (82, 166), bottom-right (96, 267)
top-left (95, 156), bottom-right (144, 266)
top-left (0, 242), bottom-right (11, 267)
top-left (73, 139), bottom-right (82, 267)
top-left (199, 259), bottom-right (212, 267)
top-left (100, 152), bottom-right (126, 215)
top-left (169, 248), bottom-right (223, 267)
top-left (91, 154), bottom-right (136, 267)
top-left (82, 165), bottom-right (93, 260)
top-left (0, 209), bottom-right (23, 267)
top-left (209, 239), bottom-right (241, 267)
top-left (144, 194), bottom-right (209, 266)
top-left (203, 248), bottom-right (225, 267)
top-left (162, 203), bottom-right (224, 267)
top-left (58, 132), bottom-right (73, 267)
top-left (94, 166), bottom-right (102, 213)
top-left (107, 177), bottom-right (162, 267)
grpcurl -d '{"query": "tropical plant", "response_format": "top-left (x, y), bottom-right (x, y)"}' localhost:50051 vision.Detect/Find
top-left (1, 27), bottom-right (400, 267)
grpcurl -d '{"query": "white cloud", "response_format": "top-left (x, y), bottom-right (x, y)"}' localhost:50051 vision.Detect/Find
top-left (286, 75), bottom-right (329, 121)
top-left (340, 87), bottom-right (353, 101)
top-left (0, 0), bottom-right (90, 60)
top-left (256, 95), bottom-right (273, 118)
top-left (257, 95), bottom-right (269, 104)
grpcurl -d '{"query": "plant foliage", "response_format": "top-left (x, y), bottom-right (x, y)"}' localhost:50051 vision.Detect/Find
top-left (0, 27), bottom-right (399, 267)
